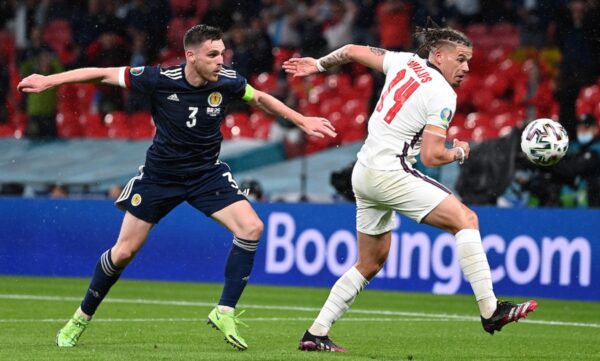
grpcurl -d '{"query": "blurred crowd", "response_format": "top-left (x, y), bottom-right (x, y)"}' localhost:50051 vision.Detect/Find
top-left (0, 0), bottom-right (599, 207)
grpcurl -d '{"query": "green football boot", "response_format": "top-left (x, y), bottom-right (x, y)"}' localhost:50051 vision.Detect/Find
top-left (56, 312), bottom-right (90, 347)
top-left (207, 307), bottom-right (248, 351)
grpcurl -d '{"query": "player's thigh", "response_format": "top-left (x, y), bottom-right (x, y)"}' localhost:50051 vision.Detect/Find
top-left (421, 195), bottom-right (478, 234)
top-left (352, 162), bottom-right (397, 235)
top-left (112, 211), bottom-right (154, 261)
top-left (353, 162), bottom-right (451, 226)
top-left (211, 200), bottom-right (263, 239)
top-left (115, 166), bottom-right (186, 224)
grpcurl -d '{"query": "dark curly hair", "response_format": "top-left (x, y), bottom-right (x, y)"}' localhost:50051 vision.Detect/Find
top-left (414, 26), bottom-right (472, 52)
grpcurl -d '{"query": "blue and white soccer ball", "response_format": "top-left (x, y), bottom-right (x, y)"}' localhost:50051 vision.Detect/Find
top-left (520, 118), bottom-right (569, 166)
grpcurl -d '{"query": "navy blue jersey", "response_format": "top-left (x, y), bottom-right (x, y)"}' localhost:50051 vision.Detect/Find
top-left (121, 64), bottom-right (248, 176)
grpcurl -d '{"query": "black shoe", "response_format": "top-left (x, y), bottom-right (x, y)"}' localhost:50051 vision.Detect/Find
top-left (298, 330), bottom-right (347, 352)
top-left (481, 300), bottom-right (538, 335)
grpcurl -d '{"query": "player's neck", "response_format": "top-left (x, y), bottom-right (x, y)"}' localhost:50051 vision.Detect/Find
top-left (184, 65), bottom-right (209, 87)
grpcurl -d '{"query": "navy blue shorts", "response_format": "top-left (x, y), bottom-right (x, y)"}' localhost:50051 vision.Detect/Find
top-left (115, 162), bottom-right (247, 224)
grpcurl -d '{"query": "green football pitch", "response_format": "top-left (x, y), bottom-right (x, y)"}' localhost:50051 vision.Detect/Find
top-left (1, 276), bottom-right (598, 360)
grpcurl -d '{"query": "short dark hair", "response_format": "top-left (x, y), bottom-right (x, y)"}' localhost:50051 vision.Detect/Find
top-left (414, 26), bottom-right (472, 52)
top-left (183, 24), bottom-right (223, 49)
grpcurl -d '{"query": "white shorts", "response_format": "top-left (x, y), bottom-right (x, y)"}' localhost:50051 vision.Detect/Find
top-left (352, 160), bottom-right (451, 235)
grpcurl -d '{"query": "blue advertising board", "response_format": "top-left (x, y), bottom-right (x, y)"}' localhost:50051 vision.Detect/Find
top-left (0, 198), bottom-right (598, 301)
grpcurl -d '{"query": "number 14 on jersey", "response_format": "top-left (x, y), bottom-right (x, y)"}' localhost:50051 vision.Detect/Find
top-left (376, 69), bottom-right (420, 124)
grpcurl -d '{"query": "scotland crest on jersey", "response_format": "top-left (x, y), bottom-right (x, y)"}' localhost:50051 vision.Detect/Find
top-left (207, 92), bottom-right (223, 117)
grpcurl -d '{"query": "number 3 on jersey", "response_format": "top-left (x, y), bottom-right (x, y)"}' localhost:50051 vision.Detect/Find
top-left (187, 107), bottom-right (198, 128)
top-left (376, 69), bottom-right (420, 124)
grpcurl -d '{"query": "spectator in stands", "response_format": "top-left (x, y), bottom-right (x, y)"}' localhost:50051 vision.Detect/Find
top-left (322, 0), bottom-right (357, 51)
top-left (107, 184), bottom-right (124, 200)
top-left (126, 29), bottom-right (150, 113)
top-left (0, 48), bottom-right (9, 124)
top-left (226, 23), bottom-right (254, 78)
top-left (18, 24), bottom-right (336, 350)
top-left (547, 114), bottom-right (600, 207)
top-left (554, 0), bottom-right (600, 138)
top-left (376, 0), bottom-right (413, 51)
top-left (264, 0), bottom-right (305, 49)
top-left (85, 30), bottom-right (130, 116)
top-left (247, 17), bottom-right (275, 74)
top-left (49, 183), bottom-right (68, 198)
top-left (20, 46), bottom-right (63, 138)
top-left (240, 178), bottom-right (265, 202)
top-left (122, 0), bottom-right (171, 63)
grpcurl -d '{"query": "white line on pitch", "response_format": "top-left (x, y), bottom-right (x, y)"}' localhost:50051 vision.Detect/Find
top-left (1, 293), bottom-right (598, 329)
top-left (0, 317), bottom-right (453, 323)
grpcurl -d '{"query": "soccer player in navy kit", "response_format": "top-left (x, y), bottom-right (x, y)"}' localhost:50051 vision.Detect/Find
top-left (18, 24), bottom-right (337, 350)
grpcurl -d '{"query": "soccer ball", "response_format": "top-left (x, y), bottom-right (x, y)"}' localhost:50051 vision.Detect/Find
top-left (520, 118), bottom-right (569, 166)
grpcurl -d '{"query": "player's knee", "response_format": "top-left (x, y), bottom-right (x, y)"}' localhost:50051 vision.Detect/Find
top-left (239, 218), bottom-right (264, 240)
top-left (111, 245), bottom-right (139, 265)
top-left (464, 208), bottom-right (479, 229)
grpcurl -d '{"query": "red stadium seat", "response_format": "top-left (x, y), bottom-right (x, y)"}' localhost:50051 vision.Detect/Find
top-left (447, 125), bottom-right (473, 142)
top-left (0, 31), bottom-right (15, 63)
top-left (105, 111), bottom-right (130, 139)
top-left (471, 125), bottom-right (497, 142)
top-left (222, 112), bottom-right (252, 139)
top-left (129, 112), bottom-right (155, 139)
top-left (354, 73), bottom-right (374, 99)
top-left (0, 123), bottom-right (16, 138)
top-left (250, 72), bottom-right (278, 93)
top-left (340, 113), bottom-right (367, 144)
top-left (492, 112), bottom-right (521, 130)
top-left (56, 112), bottom-right (83, 138)
top-left (272, 47), bottom-right (299, 72)
top-left (80, 112), bottom-right (108, 138)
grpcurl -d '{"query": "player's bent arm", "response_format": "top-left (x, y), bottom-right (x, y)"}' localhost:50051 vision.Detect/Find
top-left (17, 67), bottom-right (121, 93)
top-left (420, 125), bottom-right (467, 167)
top-left (318, 44), bottom-right (386, 74)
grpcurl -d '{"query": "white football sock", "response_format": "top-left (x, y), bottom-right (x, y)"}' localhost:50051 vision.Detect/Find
top-left (308, 266), bottom-right (369, 336)
top-left (455, 229), bottom-right (497, 319)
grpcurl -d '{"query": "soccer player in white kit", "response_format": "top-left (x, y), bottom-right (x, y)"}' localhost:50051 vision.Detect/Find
top-left (283, 26), bottom-right (538, 352)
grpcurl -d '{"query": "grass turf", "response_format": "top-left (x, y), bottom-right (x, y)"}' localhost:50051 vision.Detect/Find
top-left (0, 276), bottom-right (599, 360)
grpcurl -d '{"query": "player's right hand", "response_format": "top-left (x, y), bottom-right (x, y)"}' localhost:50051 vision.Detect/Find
top-left (282, 57), bottom-right (319, 77)
top-left (17, 74), bottom-right (52, 93)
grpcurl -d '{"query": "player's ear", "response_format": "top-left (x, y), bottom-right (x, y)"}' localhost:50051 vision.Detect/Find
top-left (185, 48), bottom-right (195, 63)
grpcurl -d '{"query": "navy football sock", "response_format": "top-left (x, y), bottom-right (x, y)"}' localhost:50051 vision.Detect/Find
top-left (218, 237), bottom-right (258, 308)
top-left (81, 249), bottom-right (123, 316)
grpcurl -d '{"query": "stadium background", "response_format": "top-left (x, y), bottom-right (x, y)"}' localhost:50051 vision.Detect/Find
top-left (0, 2), bottom-right (599, 356)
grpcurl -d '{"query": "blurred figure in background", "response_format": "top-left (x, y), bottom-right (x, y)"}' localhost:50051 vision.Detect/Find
top-left (20, 47), bottom-right (64, 138)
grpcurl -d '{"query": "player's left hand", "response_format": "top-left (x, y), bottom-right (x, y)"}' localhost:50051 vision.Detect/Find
top-left (300, 116), bottom-right (337, 138)
top-left (282, 57), bottom-right (319, 77)
top-left (453, 138), bottom-right (470, 164)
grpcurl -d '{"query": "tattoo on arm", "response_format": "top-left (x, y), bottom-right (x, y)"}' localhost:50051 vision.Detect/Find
top-left (368, 46), bottom-right (386, 56)
top-left (319, 45), bottom-right (352, 70)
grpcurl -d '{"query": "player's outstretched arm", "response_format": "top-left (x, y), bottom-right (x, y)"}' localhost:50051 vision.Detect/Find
top-left (420, 125), bottom-right (470, 167)
top-left (17, 67), bottom-right (122, 93)
top-left (247, 89), bottom-right (337, 138)
top-left (283, 44), bottom-right (386, 77)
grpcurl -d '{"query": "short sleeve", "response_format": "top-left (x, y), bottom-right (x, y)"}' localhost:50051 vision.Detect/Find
top-left (231, 74), bottom-right (248, 99)
top-left (425, 87), bottom-right (457, 131)
top-left (382, 51), bottom-right (412, 75)
top-left (119, 66), bottom-right (159, 94)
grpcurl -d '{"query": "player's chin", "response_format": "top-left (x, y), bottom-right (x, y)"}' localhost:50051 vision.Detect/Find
top-left (453, 77), bottom-right (464, 87)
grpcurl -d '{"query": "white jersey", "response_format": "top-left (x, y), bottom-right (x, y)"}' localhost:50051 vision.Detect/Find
top-left (357, 51), bottom-right (457, 170)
